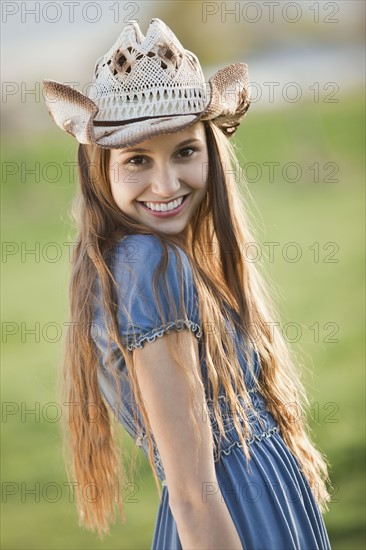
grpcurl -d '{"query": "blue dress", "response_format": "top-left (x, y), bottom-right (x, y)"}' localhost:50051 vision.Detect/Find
top-left (92, 234), bottom-right (331, 550)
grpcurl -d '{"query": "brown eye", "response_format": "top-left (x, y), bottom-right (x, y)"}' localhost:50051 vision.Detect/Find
top-left (125, 155), bottom-right (147, 166)
top-left (178, 147), bottom-right (196, 158)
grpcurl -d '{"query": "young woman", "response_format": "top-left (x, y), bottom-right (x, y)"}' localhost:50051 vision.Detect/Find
top-left (43, 18), bottom-right (332, 549)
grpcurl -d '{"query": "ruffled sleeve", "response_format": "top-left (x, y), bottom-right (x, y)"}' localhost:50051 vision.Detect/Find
top-left (109, 234), bottom-right (202, 352)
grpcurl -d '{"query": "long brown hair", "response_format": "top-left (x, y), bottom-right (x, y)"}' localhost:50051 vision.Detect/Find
top-left (58, 120), bottom-right (332, 539)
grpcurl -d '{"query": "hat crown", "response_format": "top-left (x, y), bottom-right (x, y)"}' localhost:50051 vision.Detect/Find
top-left (90, 18), bottom-right (209, 122)
top-left (43, 17), bottom-right (250, 148)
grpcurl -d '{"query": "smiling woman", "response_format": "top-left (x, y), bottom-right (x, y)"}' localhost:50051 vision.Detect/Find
top-left (42, 17), bottom-right (331, 550)
top-left (108, 124), bottom-right (208, 234)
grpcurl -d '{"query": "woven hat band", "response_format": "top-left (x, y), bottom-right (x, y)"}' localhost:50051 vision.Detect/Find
top-left (93, 113), bottom-right (196, 127)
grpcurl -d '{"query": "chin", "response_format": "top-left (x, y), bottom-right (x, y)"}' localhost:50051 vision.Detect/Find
top-left (150, 223), bottom-right (186, 236)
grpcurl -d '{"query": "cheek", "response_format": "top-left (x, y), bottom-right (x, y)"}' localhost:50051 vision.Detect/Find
top-left (191, 155), bottom-right (209, 189)
top-left (109, 165), bottom-right (146, 203)
top-left (108, 167), bottom-right (122, 203)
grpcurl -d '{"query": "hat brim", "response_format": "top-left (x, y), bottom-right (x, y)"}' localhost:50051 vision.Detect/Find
top-left (93, 114), bottom-right (202, 149)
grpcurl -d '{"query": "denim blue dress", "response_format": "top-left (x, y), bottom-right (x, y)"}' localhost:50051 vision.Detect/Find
top-left (92, 234), bottom-right (331, 550)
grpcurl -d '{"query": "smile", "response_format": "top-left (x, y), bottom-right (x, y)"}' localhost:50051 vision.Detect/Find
top-left (137, 194), bottom-right (191, 218)
top-left (143, 195), bottom-right (185, 211)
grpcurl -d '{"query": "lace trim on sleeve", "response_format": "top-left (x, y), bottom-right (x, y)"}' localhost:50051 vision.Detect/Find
top-left (126, 319), bottom-right (202, 351)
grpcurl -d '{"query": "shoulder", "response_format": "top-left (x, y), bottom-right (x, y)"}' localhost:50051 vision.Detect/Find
top-left (117, 233), bottom-right (162, 251)
top-left (97, 234), bottom-right (201, 351)
top-left (111, 234), bottom-right (192, 275)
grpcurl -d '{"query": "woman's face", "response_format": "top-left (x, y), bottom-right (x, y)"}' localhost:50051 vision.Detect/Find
top-left (108, 122), bottom-right (209, 237)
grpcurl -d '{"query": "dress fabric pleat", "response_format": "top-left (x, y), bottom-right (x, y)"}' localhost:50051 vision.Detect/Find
top-left (152, 415), bottom-right (331, 550)
top-left (91, 235), bottom-right (331, 550)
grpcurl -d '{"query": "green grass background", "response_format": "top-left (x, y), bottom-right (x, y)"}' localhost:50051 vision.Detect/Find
top-left (2, 90), bottom-right (365, 548)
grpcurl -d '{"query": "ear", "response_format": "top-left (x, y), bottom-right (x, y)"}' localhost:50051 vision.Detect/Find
top-left (204, 63), bottom-right (251, 137)
top-left (43, 80), bottom-right (99, 144)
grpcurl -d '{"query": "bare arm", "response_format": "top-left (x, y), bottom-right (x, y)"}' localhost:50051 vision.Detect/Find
top-left (133, 329), bottom-right (243, 549)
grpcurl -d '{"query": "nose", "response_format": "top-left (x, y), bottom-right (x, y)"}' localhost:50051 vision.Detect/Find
top-left (149, 161), bottom-right (182, 198)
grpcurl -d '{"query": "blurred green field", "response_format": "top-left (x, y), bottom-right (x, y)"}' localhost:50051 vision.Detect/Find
top-left (2, 90), bottom-right (365, 549)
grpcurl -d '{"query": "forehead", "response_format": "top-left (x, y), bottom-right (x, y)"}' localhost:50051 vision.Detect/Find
top-left (114, 122), bottom-right (206, 155)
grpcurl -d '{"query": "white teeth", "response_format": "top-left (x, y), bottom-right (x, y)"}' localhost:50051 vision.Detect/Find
top-left (143, 196), bottom-right (185, 212)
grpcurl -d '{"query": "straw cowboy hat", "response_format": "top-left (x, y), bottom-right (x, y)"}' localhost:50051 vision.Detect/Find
top-left (43, 18), bottom-right (251, 149)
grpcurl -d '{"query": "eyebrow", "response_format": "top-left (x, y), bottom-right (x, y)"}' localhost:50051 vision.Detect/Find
top-left (118, 138), bottom-right (201, 155)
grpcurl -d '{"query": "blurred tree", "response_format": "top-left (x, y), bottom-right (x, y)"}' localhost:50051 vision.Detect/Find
top-left (153, 0), bottom-right (365, 65)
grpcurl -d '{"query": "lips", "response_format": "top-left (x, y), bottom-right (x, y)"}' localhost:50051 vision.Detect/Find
top-left (138, 194), bottom-right (189, 205)
top-left (137, 193), bottom-right (191, 217)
